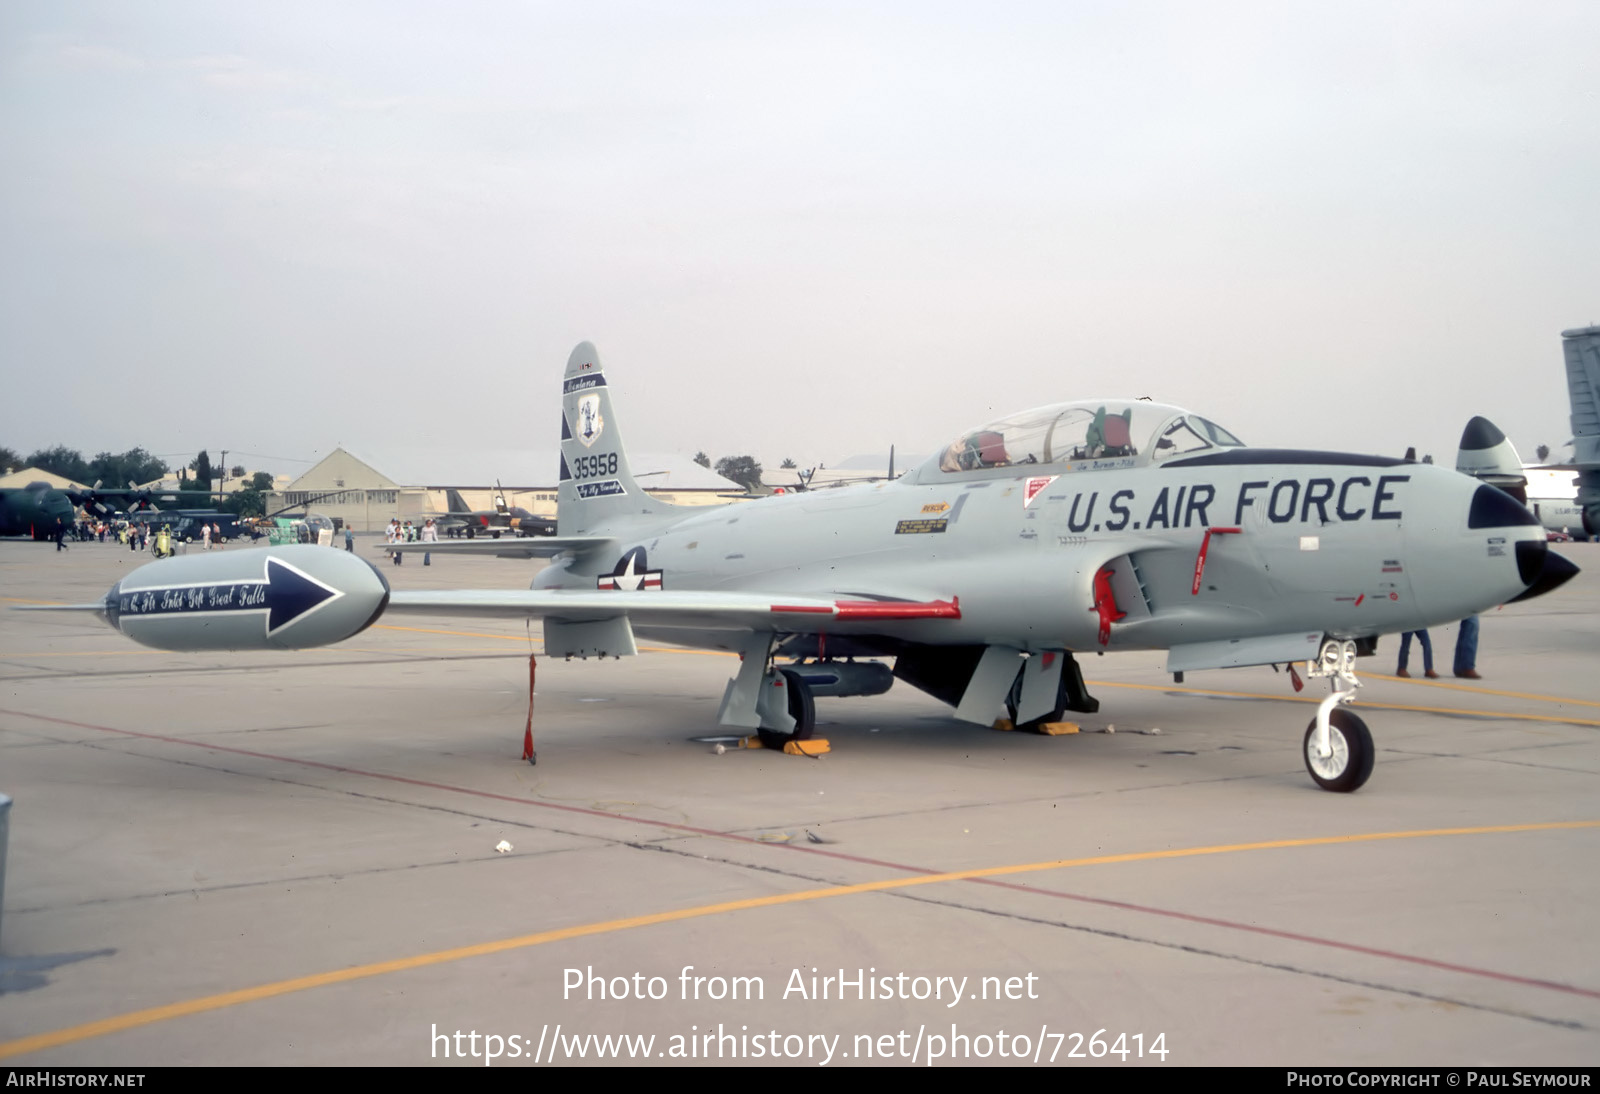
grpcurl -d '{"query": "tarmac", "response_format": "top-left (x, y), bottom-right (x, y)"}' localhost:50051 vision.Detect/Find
top-left (1, 537), bottom-right (1597, 1067)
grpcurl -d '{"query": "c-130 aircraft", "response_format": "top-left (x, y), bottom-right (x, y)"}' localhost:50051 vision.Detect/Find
top-left (48, 342), bottom-right (1579, 792)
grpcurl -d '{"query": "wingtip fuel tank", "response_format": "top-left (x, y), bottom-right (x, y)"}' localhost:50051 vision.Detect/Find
top-left (102, 545), bottom-right (391, 651)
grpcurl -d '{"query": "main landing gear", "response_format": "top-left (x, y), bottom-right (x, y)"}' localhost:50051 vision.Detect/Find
top-left (758, 669), bottom-right (816, 751)
top-left (718, 633), bottom-right (818, 751)
top-left (1301, 639), bottom-right (1374, 792)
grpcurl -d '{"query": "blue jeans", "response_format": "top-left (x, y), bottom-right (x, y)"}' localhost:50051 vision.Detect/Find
top-left (1397, 630), bottom-right (1433, 674)
top-left (1454, 616), bottom-right (1479, 674)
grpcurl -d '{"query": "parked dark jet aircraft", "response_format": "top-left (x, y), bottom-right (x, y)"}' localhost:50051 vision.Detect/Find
top-left (435, 486), bottom-right (556, 538)
top-left (27, 342), bottom-right (1579, 792)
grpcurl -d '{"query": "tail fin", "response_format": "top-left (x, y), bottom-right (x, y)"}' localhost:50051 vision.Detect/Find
top-left (1563, 325), bottom-right (1600, 536)
top-left (1456, 416), bottom-right (1528, 504)
top-left (558, 342), bottom-right (673, 533)
top-left (445, 488), bottom-right (471, 515)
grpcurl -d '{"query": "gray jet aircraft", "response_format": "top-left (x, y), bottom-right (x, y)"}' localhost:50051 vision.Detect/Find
top-left (30, 342), bottom-right (1580, 792)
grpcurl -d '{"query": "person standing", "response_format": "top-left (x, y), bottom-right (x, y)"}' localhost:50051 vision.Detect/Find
top-left (1395, 629), bottom-right (1437, 678)
top-left (1454, 616), bottom-right (1481, 679)
top-left (201, 522), bottom-right (212, 551)
top-left (422, 517), bottom-right (437, 565)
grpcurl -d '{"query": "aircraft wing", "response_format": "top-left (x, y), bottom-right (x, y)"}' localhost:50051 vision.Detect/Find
top-left (379, 537), bottom-right (613, 560)
top-left (385, 589), bottom-right (960, 632)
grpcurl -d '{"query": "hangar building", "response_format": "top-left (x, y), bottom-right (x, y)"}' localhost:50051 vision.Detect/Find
top-left (271, 447), bottom-right (740, 532)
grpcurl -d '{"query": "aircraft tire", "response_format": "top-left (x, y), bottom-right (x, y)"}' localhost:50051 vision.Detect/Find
top-left (1004, 671), bottom-right (1064, 731)
top-left (1302, 709), bottom-right (1374, 792)
top-left (757, 669), bottom-right (816, 750)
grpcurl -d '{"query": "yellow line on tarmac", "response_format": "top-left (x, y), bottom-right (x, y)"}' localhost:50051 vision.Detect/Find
top-left (3, 819), bottom-right (1597, 1060)
top-left (1093, 680), bottom-right (1600, 728)
top-left (1364, 674), bottom-right (1600, 709)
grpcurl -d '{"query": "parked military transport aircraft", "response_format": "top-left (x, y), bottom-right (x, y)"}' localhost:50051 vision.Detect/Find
top-left (25, 342), bottom-right (1579, 792)
top-left (0, 481), bottom-right (156, 539)
top-left (0, 482), bottom-right (77, 539)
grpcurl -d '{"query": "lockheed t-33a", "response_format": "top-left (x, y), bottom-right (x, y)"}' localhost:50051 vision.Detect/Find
top-left (50, 342), bottom-right (1578, 792)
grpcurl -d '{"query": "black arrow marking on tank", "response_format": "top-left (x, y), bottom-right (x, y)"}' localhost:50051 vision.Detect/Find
top-left (264, 558), bottom-right (342, 633)
top-left (115, 557), bottom-right (342, 635)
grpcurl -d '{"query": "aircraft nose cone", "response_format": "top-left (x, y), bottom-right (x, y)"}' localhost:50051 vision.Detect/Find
top-left (1508, 541), bottom-right (1580, 603)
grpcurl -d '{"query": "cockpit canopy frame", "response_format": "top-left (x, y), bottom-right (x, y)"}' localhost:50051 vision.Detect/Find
top-left (923, 400), bottom-right (1245, 479)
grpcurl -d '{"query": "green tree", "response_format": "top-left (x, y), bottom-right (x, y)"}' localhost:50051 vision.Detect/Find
top-left (25, 446), bottom-right (92, 483)
top-left (249, 471), bottom-right (274, 491)
top-left (715, 455), bottom-right (764, 492)
top-left (89, 447), bottom-right (167, 488)
top-left (230, 464), bottom-right (246, 479)
top-left (220, 486), bottom-right (267, 518)
top-left (189, 450), bottom-right (213, 492)
top-left (780, 457), bottom-right (796, 469)
top-left (1536, 444), bottom-right (1551, 463)
top-left (0, 445), bottom-right (19, 473)
top-left (693, 451), bottom-right (711, 468)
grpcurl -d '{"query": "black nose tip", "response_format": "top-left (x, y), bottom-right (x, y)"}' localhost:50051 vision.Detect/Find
top-left (1508, 542), bottom-right (1580, 603)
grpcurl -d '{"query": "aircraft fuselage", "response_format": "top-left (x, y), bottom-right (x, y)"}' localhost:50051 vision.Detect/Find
top-left (539, 453), bottom-right (1544, 660)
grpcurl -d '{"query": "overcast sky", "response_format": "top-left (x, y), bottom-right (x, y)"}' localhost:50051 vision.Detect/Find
top-left (3, 2), bottom-right (1597, 481)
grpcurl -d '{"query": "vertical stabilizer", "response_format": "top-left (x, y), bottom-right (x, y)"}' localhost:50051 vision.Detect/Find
top-left (558, 342), bottom-right (672, 533)
top-left (1563, 326), bottom-right (1600, 535)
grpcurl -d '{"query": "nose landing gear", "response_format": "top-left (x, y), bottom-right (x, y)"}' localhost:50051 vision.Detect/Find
top-left (1301, 639), bottom-right (1374, 792)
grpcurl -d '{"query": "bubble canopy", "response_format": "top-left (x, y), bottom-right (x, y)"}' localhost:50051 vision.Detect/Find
top-left (931, 400), bottom-right (1245, 475)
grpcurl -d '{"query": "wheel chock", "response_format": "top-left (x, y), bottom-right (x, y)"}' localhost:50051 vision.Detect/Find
top-left (992, 718), bottom-right (1016, 732)
top-left (1036, 722), bottom-right (1080, 736)
top-left (738, 735), bottom-right (831, 756)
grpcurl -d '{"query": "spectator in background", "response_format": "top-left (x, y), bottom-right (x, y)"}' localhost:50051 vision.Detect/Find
top-left (1396, 629), bottom-right (1438, 679)
top-left (1454, 616), bottom-right (1481, 679)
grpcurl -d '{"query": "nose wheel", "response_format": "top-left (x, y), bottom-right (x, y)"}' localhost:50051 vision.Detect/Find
top-left (1301, 639), bottom-right (1374, 792)
top-left (1302, 708), bottom-right (1374, 792)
